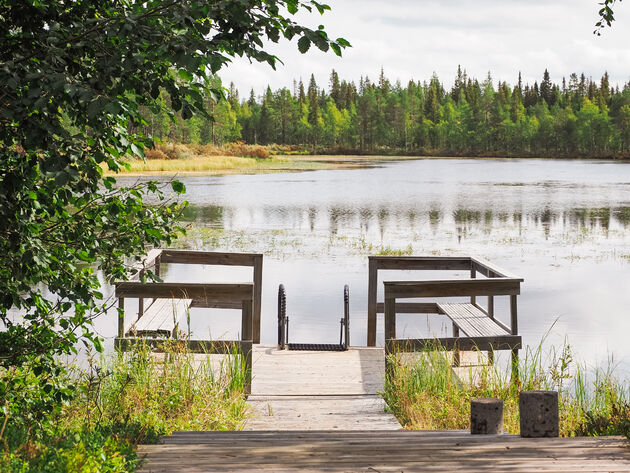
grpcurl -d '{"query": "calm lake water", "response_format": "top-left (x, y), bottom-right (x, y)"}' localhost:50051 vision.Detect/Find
top-left (107, 158), bottom-right (630, 373)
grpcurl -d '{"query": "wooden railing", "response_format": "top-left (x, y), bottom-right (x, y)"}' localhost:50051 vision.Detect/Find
top-left (374, 256), bottom-right (523, 377)
top-left (367, 255), bottom-right (520, 346)
top-left (115, 280), bottom-right (254, 393)
top-left (113, 249), bottom-right (263, 394)
top-left (122, 249), bottom-right (262, 343)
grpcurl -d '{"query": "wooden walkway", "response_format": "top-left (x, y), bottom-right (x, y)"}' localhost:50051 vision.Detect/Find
top-left (244, 345), bottom-right (400, 430)
top-left (138, 430), bottom-right (630, 472)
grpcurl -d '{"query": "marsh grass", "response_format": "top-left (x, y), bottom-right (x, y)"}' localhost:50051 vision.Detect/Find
top-left (1, 341), bottom-right (248, 472)
top-left (383, 341), bottom-right (630, 437)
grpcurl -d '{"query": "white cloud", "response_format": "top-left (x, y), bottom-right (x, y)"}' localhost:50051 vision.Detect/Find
top-left (218, 0), bottom-right (630, 97)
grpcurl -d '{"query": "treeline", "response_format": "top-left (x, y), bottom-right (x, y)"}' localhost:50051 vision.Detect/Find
top-left (143, 68), bottom-right (630, 158)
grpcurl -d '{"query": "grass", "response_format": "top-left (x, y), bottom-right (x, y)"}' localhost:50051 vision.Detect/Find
top-left (1, 340), bottom-right (248, 472)
top-left (383, 340), bottom-right (630, 437)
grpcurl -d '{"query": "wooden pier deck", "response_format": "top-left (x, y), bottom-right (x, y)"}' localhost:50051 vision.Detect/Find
top-left (138, 430), bottom-right (630, 472)
top-left (245, 345), bottom-right (400, 430)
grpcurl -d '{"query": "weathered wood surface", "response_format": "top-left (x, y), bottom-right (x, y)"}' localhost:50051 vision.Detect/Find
top-left (367, 255), bottom-right (522, 346)
top-left (244, 345), bottom-right (400, 430)
top-left (127, 298), bottom-right (192, 336)
top-left (137, 431), bottom-right (630, 472)
top-left (246, 395), bottom-right (400, 430)
top-left (250, 345), bottom-right (387, 396)
top-left (438, 302), bottom-right (508, 337)
top-left (384, 278), bottom-right (522, 298)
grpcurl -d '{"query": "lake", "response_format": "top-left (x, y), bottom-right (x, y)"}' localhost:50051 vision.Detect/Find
top-left (107, 158), bottom-right (630, 373)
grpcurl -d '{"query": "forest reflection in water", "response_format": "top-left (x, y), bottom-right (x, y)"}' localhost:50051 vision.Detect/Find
top-left (111, 159), bottom-right (630, 373)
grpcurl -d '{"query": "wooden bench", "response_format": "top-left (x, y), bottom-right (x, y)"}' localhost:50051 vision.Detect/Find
top-left (438, 302), bottom-right (509, 338)
top-left (126, 297), bottom-right (192, 337)
top-left (377, 257), bottom-right (524, 377)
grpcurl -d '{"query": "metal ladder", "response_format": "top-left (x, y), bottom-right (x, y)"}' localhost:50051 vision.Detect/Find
top-left (277, 284), bottom-right (350, 351)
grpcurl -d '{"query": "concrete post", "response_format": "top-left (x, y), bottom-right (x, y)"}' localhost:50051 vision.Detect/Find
top-left (519, 390), bottom-right (559, 438)
top-left (470, 398), bottom-right (504, 435)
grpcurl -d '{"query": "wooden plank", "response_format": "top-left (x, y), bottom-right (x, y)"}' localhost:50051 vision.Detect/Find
top-left (114, 338), bottom-right (252, 354)
top-left (190, 299), bottom-right (243, 309)
top-left (127, 298), bottom-right (192, 336)
top-left (384, 298), bottom-right (396, 352)
top-left (250, 346), bottom-right (387, 396)
top-left (252, 254), bottom-right (263, 344)
top-left (136, 432), bottom-right (630, 473)
top-left (368, 256), bottom-right (472, 271)
top-left (129, 248), bottom-right (162, 281)
top-left (438, 303), bottom-right (509, 338)
top-left (376, 302), bottom-right (440, 314)
top-left (387, 335), bottom-right (522, 352)
top-left (510, 294), bottom-right (519, 335)
top-left (159, 249), bottom-right (261, 266)
top-left (384, 278), bottom-right (521, 298)
top-left (367, 260), bottom-right (377, 347)
top-left (115, 282), bottom-right (253, 302)
top-left (117, 297), bottom-right (125, 338)
top-left (471, 256), bottom-right (522, 280)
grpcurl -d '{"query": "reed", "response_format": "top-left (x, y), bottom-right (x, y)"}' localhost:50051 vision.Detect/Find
top-left (383, 339), bottom-right (630, 437)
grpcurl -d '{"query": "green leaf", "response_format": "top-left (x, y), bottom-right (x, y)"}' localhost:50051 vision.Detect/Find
top-left (172, 180), bottom-right (186, 194)
top-left (298, 36), bottom-right (311, 54)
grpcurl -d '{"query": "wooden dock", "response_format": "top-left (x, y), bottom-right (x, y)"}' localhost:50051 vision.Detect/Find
top-left (138, 431), bottom-right (630, 472)
top-left (124, 251), bottom-right (630, 472)
top-left (244, 345), bottom-right (400, 430)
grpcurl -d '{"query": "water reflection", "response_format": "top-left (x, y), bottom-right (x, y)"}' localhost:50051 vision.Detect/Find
top-left (182, 203), bottom-right (630, 240)
top-left (110, 159), bottom-right (630, 372)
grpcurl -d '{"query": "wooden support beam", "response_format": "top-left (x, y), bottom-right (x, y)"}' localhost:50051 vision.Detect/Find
top-left (129, 248), bottom-right (163, 281)
top-left (384, 278), bottom-right (522, 298)
top-left (376, 302), bottom-right (441, 314)
top-left (159, 249), bottom-right (261, 266)
top-left (115, 282), bottom-right (253, 302)
top-left (384, 298), bottom-right (396, 354)
top-left (471, 256), bottom-right (522, 280)
top-left (510, 295), bottom-right (519, 335)
top-left (252, 255), bottom-right (263, 344)
top-left (118, 298), bottom-right (125, 339)
top-left (114, 337), bottom-right (251, 354)
top-left (386, 335), bottom-right (522, 353)
top-left (367, 260), bottom-right (377, 347)
top-left (368, 256), bottom-right (472, 271)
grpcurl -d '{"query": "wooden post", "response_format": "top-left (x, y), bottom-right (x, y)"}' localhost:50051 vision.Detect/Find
top-left (154, 254), bottom-right (161, 277)
top-left (384, 295), bottom-right (396, 380)
top-left (252, 255), bottom-right (263, 344)
top-left (117, 297), bottom-right (125, 339)
top-left (470, 266), bottom-right (476, 305)
top-left (241, 300), bottom-right (253, 396)
top-left (487, 295), bottom-right (496, 365)
top-left (452, 323), bottom-right (460, 367)
top-left (242, 299), bottom-right (253, 343)
top-left (367, 259), bottom-right (377, 347)
top-left (138, 269), bottom-right (145, 319)
top-left (510, 294), bottom-right (519, 380)
top-left (244, 345), bottom-right (252, 396)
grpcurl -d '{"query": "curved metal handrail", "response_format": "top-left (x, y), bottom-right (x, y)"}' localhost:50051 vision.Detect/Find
top-left (277, 284), bottom-right (287, 349)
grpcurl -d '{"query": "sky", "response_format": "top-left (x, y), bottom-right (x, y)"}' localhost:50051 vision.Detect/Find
top-left (218, 0), bottom-right (630, 97)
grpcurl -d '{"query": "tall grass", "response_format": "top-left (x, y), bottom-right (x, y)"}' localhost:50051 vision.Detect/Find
top-left (383, 341), bottom-right (630, 437)
top-left (1, 341), bottom-right (248, 472)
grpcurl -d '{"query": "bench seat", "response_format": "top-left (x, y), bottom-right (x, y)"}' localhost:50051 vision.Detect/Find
top-left (127, 298), bottom-right (192, 337)
top-left (437, 302), bottom-right (510, 337)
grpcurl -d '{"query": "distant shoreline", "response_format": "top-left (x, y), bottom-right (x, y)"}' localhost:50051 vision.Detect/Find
top-left (107, 153), bottom-right (629, 177)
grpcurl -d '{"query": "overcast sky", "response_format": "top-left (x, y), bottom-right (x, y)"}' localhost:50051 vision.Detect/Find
top-left (218, 0), bottom-right (630, 97)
